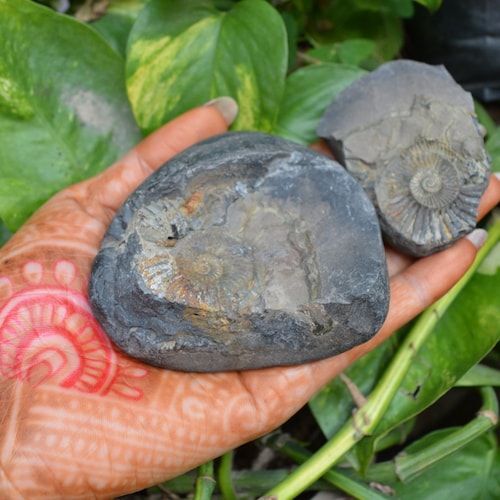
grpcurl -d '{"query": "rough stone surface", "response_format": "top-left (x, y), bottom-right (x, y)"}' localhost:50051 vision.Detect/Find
top-left (88, 132), bottom-right (389, 372)
top-left (317, 59), bottom-right (491, 257)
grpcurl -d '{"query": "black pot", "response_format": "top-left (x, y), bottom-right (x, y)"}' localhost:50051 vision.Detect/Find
top-left (405, 0), bottom-right (500, 102)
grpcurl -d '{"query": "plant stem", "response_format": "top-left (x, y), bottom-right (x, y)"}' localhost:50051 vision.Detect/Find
top-left (218, 451), bottom-right (237, 500)
top-left (158, 468), bottom-right (307, 497)
top-left (193, 460), bottom-right (216, 500)
top-left (270, 436), bottom-right (390, 500)
top-left (262, 219), bottom-right (500, 500)
top-left (395, 386), bottom-right (499, 481)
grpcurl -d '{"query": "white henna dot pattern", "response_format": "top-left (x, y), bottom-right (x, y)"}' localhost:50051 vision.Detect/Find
top-left (54, 259), bottom-right (77, 287)
top-left (0, 260), bottom-right (148, 399)
top-left (22, 261), bottom-right (43, 285)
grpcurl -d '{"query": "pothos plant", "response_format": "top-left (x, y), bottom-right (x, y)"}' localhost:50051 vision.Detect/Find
top-left (1, 0), bottom-right (499, 498)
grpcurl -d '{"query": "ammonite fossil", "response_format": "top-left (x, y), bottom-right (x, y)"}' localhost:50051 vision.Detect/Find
top-left (88, 132), bottom-right (389, 372)
top-left (317, 60), bottom-right (491, 257)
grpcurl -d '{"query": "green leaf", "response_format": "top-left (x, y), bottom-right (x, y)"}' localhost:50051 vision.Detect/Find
top-left (356, 0), bottom-right (414, 18)
top-left (281, 10), bottom-right (299, 71)
top-left (457, 363), bottom-right (500, 387)
top-left (90, 0), bottom-right (149, 58)
top-left (306, 2), bottom-right (404, 66)
top-left (126, 0), bottom-right (288, 135)
top-left (386, 0), bottom-right (414, 17)
top-left (307, 39), bottom-right (376, 67)
top-left (337, 39), bottom-right (377, 66)
top-left (413, 0), bottom-right (443, 13)
top-left (102, 0), bottom-right (149, 19)
top-left (0, 220), bottom-right (12, 247)
top-left (275, 63), bottom-right (365, 145)
top-left (91, 12), bottom-right (135, 58)
top-left (0, 0), bottom-right (141, 232)
top-left (486, 127), bottom-right (500, 173)
top-left (390, 430), bottom-right (500, 499)
top-left (474, 100), bottom-right (497, 139)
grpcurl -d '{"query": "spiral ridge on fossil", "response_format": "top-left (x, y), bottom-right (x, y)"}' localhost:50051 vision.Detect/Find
top-left (137, 229), bottom-right (257, 312)
top-left (317, 60), bottom-right (491, 256)
top-left (403, 141), bottom-right (461, 209)
top-left (374, 139), bottom-right (481, 247)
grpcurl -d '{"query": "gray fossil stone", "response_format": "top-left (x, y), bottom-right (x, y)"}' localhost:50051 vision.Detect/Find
top-left (88, 132), bottom-right (389, 372)
top-left (317, 60), bottom-right (491, 257)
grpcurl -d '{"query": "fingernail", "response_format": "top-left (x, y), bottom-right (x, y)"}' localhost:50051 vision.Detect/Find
top-left (466, 228), bottom-right (488, 249)
top-left (494, 172), bottom-right (500, 181)
top-left (204, 96), bottom-right (238, 126)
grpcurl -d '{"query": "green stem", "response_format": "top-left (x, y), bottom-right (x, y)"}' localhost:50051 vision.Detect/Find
top-left (263, 220), bottom-right (500, 500)
top-left (218, 451), bottom-right (237, 500)
top-left (395, 386), bottom-right (499, 481)
top-left (158, 468), bottom-right (308, 497)
top-left (193, 460), bottom-right (216, 500)
top-left (269, 436), bottom-right (389, 500)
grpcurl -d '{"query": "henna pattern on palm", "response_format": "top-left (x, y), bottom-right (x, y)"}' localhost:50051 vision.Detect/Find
top-left (0, 257), bottom-right (159, 497)
top-left (0, 259), bottom-right (148, 398)
top-left (0, 255), bottom-right (300, 497)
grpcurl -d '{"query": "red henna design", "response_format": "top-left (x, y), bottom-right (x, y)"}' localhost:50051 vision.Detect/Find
top-left (0, 260), bottom-right (148, 400)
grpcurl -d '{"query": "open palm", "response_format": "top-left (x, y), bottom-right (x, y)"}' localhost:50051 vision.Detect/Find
top-left (1, 103), bottom-right (499, 499)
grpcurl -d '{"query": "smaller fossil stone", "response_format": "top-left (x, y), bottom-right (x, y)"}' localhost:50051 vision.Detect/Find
top-left (317, 60), bottom-right (491, 257)
top-left (89, 132), bottom-right (389, 372)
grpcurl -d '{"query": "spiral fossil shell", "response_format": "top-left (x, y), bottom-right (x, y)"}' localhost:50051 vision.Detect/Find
top-left (137, 228), bottom-right (257, 311)
top-left (88, 132), bottom-right (390, 372)
top-left (317, 60), bottom-right (491, 256)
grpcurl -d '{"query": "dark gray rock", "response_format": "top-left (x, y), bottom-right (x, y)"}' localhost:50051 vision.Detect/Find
top-left (88, 132), bottom-right (389, 372)
top-left (317, 60), bottom-right (491, 257)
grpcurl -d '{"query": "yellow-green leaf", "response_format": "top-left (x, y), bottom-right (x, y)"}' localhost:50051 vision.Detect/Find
top-left (126, 0), bottom-right (288, 134)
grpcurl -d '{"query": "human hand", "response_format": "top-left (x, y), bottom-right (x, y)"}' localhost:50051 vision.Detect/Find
top-left (1, 99), bottom-right (499, 499)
